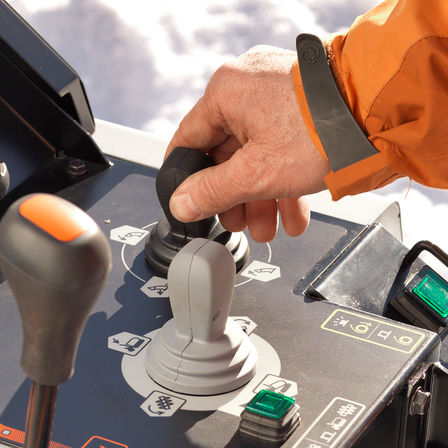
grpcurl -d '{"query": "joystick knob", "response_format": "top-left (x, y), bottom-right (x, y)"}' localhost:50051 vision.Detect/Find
top-left (146, 238), bottom-right (257, 395)
top-left (145, 147), bottom-right (249, 276)
top-left (0, 193), bottom-right (111, 447)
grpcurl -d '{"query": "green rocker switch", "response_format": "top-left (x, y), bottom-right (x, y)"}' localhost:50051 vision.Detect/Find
top-left (390, 241), bottom-right (448, 335)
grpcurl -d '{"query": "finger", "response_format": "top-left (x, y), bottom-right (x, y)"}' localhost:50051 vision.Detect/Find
top-left (209, 135), bottom-right (242, 164)
top-left (278, 197), bottom-right (310, 237)
top-left (218, 204), bottom-right (247, 232)
top-left (169, 144), bottom-right (266, 222)
top-left (166, 96), bottom-right (227, 159)
top-left (246, 200), bottom-right (278, 243)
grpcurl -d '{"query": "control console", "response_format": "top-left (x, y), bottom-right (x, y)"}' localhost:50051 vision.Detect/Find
top-left (0, 3), bottom-right (447, 448)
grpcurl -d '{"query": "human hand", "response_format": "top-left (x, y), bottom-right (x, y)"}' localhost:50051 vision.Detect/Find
top-left (166, 46), bottom-right (330, 242)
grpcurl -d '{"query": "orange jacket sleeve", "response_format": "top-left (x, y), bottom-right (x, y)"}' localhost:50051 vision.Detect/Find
top-left (292, 0), bottom-right (448, 200)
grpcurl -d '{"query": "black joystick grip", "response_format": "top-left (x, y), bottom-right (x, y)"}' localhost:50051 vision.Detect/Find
top-left (146, 147), bottom-right (249, 277)
top-left (156, 147), bottom-right (216, 239)
top-left (0, 193), bottom-right (111, 385)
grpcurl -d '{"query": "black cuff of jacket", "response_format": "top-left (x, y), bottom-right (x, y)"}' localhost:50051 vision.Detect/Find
top-left (296, 34), bottom-right (377, 172)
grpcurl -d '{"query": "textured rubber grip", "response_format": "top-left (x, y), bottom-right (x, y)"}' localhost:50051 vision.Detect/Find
top-left (157, 147), bottom-right (216, 239)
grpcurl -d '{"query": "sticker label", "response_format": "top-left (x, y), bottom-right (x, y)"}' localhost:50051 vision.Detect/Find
top-left (107, 332), bottom-right (151, 356)
top-left (231, 316), bottom-right (257, 336)
top-left (110, 225), bottom-right (149, 245)
top-left (141, 277), bottom-right (169, 298)
top-left (253, 374), bottom-right (297, 397)
top-left (241, 260), bottom-right (281, 282)
top-left (321, 309), bottom-right (425, 354)
top-left (140, 391), bottom-right (186, 417)
top-left (295, 397), bottom-right (366, 447)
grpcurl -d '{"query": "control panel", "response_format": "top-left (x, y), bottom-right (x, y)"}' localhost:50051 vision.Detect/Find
top-left (0, 157), bottom-right (446, 447)
top-left (0, 2), bottom-right (447, 447)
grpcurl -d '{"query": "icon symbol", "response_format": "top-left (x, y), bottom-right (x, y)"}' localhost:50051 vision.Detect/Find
top-left (250, 267), bottom-right (277, 275)
top-left (327, 416), bottom-right (347, 431)
top-left (377, 330), bottom-right (392, 340)
top-left (110, 225), bottom-right (149, 246)
top-left (112, 336), bottom-right (145, 352)
top-left (319, 431), bottom-right (336, 443)
top-left (148, 395), bottom-right (175, 415)
top-left (1, 429), bottom-right (11, 436)
top-left (350, 321), bottom-right (372, 334)
top-left (141, 391), bottom-right (186, 417)
top-left (263, 379), bottom-right (291, 394)
top-left (333, 315), bottom-right (350, 327)
top-left (254, 374), bottom-right (297, 397)
top-left (141, 277), bottom-right (170, 298)
top-left (235, 318), bottom-right (250, 332)
top-left (337, 403), bottom-right (358, 417)
top-left (108, 332), bottom-right (151, 356)
top-left (241, 261), bottom-right (281, 282)
top-left (147, 284), bottom-right (168, 295)
top-left (118, 231), bottom-right (145, 241)
top-left (394, 335), bottom-right (413, 346)
top-left (232, 316), bottom-right (257, 335)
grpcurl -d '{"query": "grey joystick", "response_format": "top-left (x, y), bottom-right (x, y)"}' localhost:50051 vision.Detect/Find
top-left (145, 147), bottom-right (249, 277)
top-left (145, 238), bottom-right (257, 395)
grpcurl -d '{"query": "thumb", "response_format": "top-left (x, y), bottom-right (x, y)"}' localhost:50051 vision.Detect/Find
top-left (169, 150), bottom-right (258, 222)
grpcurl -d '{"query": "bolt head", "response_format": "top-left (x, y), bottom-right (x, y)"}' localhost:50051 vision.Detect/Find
top-left (67, 159), bottom-right (87, 176)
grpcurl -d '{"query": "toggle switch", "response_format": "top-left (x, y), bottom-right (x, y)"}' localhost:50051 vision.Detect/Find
top-left (238, 389), bottom-right (301, 446)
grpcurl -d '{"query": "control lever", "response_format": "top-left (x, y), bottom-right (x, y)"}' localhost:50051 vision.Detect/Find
top-left (145, 147), bottom-right (249, 276)
top-left (0, 193), bottom-right (111, 448)
top-left (146, 238), bottom-right (257, 395)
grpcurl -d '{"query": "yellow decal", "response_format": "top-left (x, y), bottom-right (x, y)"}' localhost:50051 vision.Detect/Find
top-left (321, 309), bottom-right (425, 354)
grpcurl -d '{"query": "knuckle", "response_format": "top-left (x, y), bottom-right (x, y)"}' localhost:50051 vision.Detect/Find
top-left (239, 45), bottom-right (278, 66)
top-left (206, 61), bottom-right (243, 111)
top-left (246, 44), bottom-right (273, 54)
top-left (230, 155), bottom-right (259, 195)
top-left (210, 60), bottom-right (239, 85)
top-left (233, 149), bottom-right (276, 197)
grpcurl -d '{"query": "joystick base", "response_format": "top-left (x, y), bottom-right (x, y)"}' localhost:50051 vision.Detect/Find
top-left (145, 318), bottom-right (258, 396)
top-left (144, 216), bottom-right (249, 277)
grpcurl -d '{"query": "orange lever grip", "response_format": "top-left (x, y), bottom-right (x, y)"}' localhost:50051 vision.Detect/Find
top-left (19, 194), bottom-right (95, 242)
